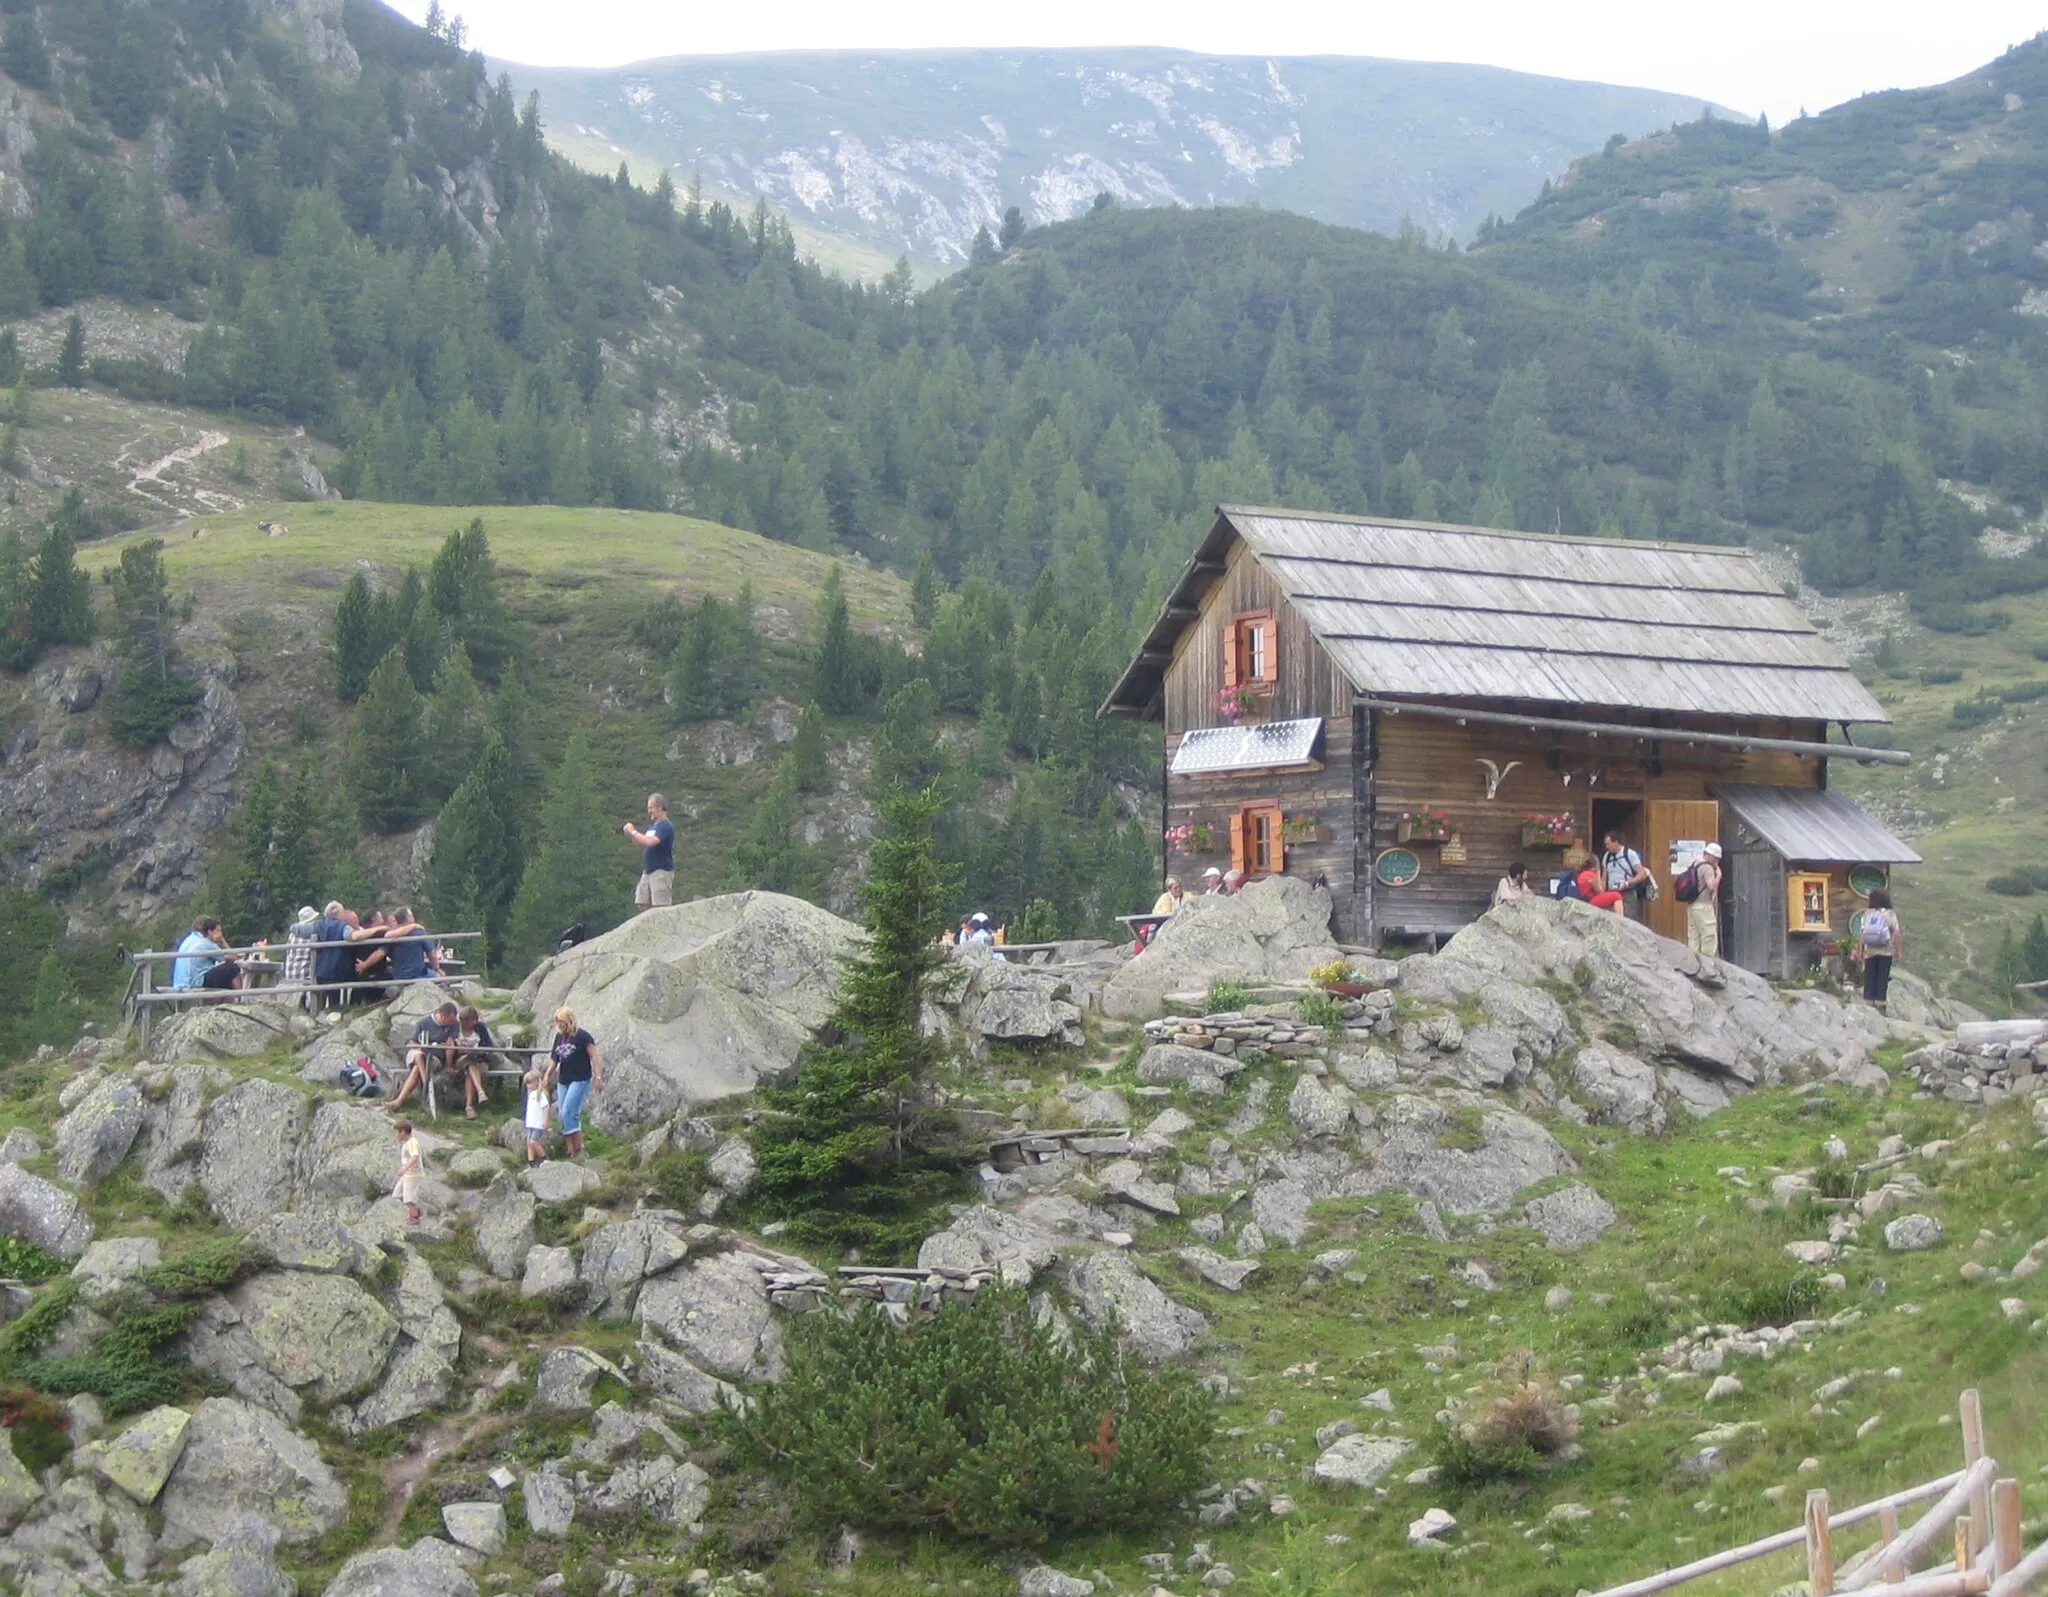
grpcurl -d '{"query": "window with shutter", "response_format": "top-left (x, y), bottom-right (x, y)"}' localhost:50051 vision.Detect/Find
top-left (1224, 611), bottom-right (1277, 690)
top-left (1239, 803), bottom-right (1284, 876)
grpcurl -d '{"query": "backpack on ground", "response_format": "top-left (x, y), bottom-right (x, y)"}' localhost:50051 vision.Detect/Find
top-left (1673, 863), bottom-right (1703, 903)
top-left (556, 923), bottom-right (587, 954)
top-left (338, 1057), bottom-right (382, 1098)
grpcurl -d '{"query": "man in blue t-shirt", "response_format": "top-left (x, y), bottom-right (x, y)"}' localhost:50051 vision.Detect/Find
top-left (308, 902), bottom-right (367, 1007)
top-left (622, 792), bottom-right (676, 914)
top-left (383, 906), bottom-right (442, 984)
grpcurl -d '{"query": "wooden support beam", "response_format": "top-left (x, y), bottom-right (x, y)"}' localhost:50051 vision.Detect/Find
top-left (1991, 1481), bottom-right (2022, 1580)
top-left (1883, 1504), bottom-right (1904, 1584)
top-left (1962, 1390), bottom-right (1989, 1561)
top-left (1843, 1459), bottom-right (1999, 1591)
top-left (1989, 1537), bottom-right (2048, 1595)
top-left (1809, 1489), bottom-right (1837, 1595)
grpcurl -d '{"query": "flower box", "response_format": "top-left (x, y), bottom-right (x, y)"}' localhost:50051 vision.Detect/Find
top-left (1212, 682), bottom-right (1274, 722)
top-left (1396, 809), bottom-right (1452, 844)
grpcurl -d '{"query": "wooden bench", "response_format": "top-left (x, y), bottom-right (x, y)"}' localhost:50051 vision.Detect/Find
top-left (989, 942), bottom-right (1061, 964)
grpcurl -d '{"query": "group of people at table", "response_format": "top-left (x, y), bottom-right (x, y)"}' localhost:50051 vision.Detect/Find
top-left (169, 902), bottom-right (449, 1001)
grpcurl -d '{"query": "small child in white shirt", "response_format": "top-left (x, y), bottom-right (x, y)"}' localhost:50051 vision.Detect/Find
top-left (523, 1067), bottom-right (552, 1164)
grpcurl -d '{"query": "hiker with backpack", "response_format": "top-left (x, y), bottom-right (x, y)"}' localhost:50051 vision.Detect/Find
top-left (1601, 831), bottom-right (1654, 919)
top-left (1859, 887), bottom-right (1902, 1012)
top-left (1675, 843), bottom-right (1723, 957)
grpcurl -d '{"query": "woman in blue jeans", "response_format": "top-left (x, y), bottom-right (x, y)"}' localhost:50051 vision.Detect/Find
top-left (546, 1007), bottom-right (604, 1158)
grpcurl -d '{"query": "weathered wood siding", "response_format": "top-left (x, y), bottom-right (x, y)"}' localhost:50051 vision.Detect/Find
top-left (1163, 717), bottom-right (1360, 939)
top-left (1365, 706), bottom-right (1829, 942)
top-left (1162, 539), bottom-right (1351, 735)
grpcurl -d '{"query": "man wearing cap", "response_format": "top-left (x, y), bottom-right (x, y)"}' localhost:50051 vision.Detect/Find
top-left (1200, 867), bottom-right (1225, 894)
top-left (1687, 843), bottom-right (1724, 958)
top-left (963, 912), bottom-right (995, 947)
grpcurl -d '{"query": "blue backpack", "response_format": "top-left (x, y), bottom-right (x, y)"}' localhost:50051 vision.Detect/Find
top-left (1553, 872), bottom-right (1583, 901)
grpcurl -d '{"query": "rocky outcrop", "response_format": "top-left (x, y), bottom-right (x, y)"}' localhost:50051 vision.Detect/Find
top-left (53, 1076), bottom-right (145, 1186)
top-left (1064, 1252), bottom-right (1206, 1360)
top-left (0, 1162), bottom-right (92, 1259)
top-left (636, 1252), bottom-right (785, 1382)
top-left (158, 1398), bottom-right (346, 1549)
top-left (954, 951), bottom-right (1084, 1051)
top-left (196, 1081), bottom-right (306, 1230)
top-left (1405, 899), bottom-right (1889, 1089)
top-left (324, 1538), bottom-right (478, 1597)
top-left (516, 892), bottom-right (858, 1130)
top-left (1359, 1097), bottom-right (1577, 1216)
top-left (1101, 876), bottom-right (1342, 1019)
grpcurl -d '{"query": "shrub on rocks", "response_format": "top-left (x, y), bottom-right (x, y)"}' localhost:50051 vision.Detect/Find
top-left (724, 1283), bottom-right (1214, 1545)
top-left (1433, 1378), bottom-right (1578, 1485)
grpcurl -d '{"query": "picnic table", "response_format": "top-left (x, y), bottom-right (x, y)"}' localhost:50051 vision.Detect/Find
top-left (410, 1043), bottom-right (549, 1121)
top-left (1115, 913), bottom-right (1171, 947)
top-left (989, 943), bottom-right (1061, 964)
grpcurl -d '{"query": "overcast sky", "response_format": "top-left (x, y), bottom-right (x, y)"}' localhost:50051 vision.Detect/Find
top-left (386, 0), bottom-right (2047, 128)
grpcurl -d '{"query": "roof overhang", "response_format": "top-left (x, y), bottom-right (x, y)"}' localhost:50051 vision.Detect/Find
top-left (1100, 509), bottom-right (1236, 720)
top-left (1713, 783), bottom-right (1923, 864)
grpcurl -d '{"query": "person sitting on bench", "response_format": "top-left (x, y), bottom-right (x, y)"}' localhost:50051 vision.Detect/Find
top-left (448, 1005), bottom-right (497, 1120)
top-left (386, 1001), bottom-right (462, 1113)
top-left (172, 917), bottom-right (258, 995)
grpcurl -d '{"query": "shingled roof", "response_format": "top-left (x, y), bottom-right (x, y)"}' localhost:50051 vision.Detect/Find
top-left (1102, 507), bottom-right (1888, 724)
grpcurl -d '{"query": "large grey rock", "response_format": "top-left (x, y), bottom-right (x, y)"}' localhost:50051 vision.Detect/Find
top-left (1097, 1158), bottom-right (1181, 1216)
top-left (441, 1501), bottom-right (506, 1554)
top-left (535, 1346), bottom-right (628, 1411)
top-left (1065, 1252), bottom-right (1206, 1361)
top-left (246, 1211), bottom-right (369, 1275)
top-left (1404, 899), bottom-right (1890, 1093)
top-left (1522, 1184), bottom-right (1620, 1248)
top-left (158, 1398), bottom-right (347, 1548)
top-left (1018, 1570), bottom-right (1096, 1597)
top-left (956, 952), bottom-right (1084, 1049)
top-left (0, 1128), bottom-right (39, 1164)
top-left (295, 1102), bottom-right (398, 1215)
top-left (637, 1252), bottom-right (784, 1381)
top-left (197, 1081), bottom-right (307, 1230)
top-left (1288, 1074), bottom-right (1354, 1138)
top-left (1313, 1432), bottom-right (1415, 1487)
top-left (523, 1160), bottom-right (601, 1205)
top-left (393, 1254), bottom-right (461, 1363)
top-left (339, 1338), bottom-right (454, 1435)
top-left (72, 1235), bottom-right (160, 1303)
top-left (1137, 1043), bottom-right (1238, 1086)
top-left (324, 1538), bottom-right (478, 1597)
top-left (227, 1270), bottom-right (400, 1402)
top-left (1101, 875), bottom-right (1342, 1019)
top-left (0, 1429), bottom-right (41, 1530)
top-left (1178, 1247), bottom-right (1260, 1291)
top-left (1885, 1214), bottom-right (1945, 1251)
top-left (706, 1139), bottom-right (757, 1196)
top-left (635, 1337), bottom-right (742, 1415)
top-left (94, 1406), bottom-right (191, 1505)
top-left (587, 1455), bottom-right (710, 1525)
top-left (473, 1179), bottom-right (536, 1279)
top-left (522, 1244), bottom-right (579, 1299)
top-left (54, 1075), bottom-right (146, 1186)
top-left (523, 1466), bottom-right (575, 1538)
top-left (516, 892), bottom-right (858, 1129)
top-left (136, 1065), bottom-right (209, 1202)
top-left (1250, 1179), bottom-right (1313, 1245)
top-left (1570, 1043), bottom-right (1668, 1135)
top-left (153, 1006), bottom-right (281, 1063)
top-left (578, 1214), bottom-right (690, 1317)
top-left (0, 1160), bottom-right (93, 1258)
top-left (168, 1540), bottom-right (295, 1597)
top-left (1359, 1096), bottom-right (1577, 1216)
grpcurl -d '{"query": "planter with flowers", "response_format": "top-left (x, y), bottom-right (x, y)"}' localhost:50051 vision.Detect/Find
top-left (1519, 813), bottom-right (1579, 849)
top-left (1309, 958), bottom-right (1381, 999)
top-left (1213, 682), bottom-right (1274, 723)
top-left (1282, 811), bottom-right (1325, 844)
top-left (1396, 808), bottom-right (1453, 844)
top-left (1165, 822), bottom-right (1214, 857)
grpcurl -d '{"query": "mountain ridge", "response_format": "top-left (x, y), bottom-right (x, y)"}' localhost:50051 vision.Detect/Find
top-left (493, 45), bottom-right (1741, 272)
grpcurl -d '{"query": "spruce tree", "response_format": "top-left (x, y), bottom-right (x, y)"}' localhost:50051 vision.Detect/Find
top-left (998, 205), bottom-right (1026, 251)
top-left (423, 645), bottom-right (488, 802)
top-left (505, 728), bottom-right (614, 973)
top-left (812, 564), bottom-right (860, 715)
top-left (910, 548), bottom-right (939, 631)
top-left (752, 783), bottom-right (964, 1254)
top-left (667, 592), bottom-right (757, 721)
top-left (873, 678), bottom-right (943, 796)
top-left (788, 700), bottom-right (829, 793)
top-left (333, 571), bottom-right (379, 701)
top-left (28, 521), bottom-right (89, 648)
top-left (427, 518), bottom-right (510, 678)
top-left (727, 753), bottom-right (808, 895)
top-left (348, 647), bottom-right (426, 833)
top-left (106, 539), bottom-right (202, 748)
top-left (56, 314), bottom-right (85, 388)
top-left (425, 732), bottom-right (522, 968)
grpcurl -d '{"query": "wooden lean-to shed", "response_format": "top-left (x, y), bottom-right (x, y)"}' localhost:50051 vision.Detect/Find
top-left (1100, 506), bottom-right (1917, 970)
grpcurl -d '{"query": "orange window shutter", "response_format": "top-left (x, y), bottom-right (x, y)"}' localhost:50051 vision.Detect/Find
top-left (1229, 812), bottom-right (1247, 874)
top-left (1258, 622), bottom-right (1278, 683)
top-left (1221, 623), bottom-right (1239, 689)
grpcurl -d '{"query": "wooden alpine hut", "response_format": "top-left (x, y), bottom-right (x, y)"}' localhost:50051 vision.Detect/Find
top-left (1100, 506), bottom-right (1918, 971)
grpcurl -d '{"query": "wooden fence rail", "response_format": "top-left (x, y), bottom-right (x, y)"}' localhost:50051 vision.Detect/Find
top-left (1588, 1391), bottom-right (2048, 1597)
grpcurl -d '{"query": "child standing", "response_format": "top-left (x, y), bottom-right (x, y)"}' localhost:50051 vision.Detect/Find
top-left (392, 1119), bottom-right (423, 1227)
top-left (522, 1067), bottom-right (552, 1165)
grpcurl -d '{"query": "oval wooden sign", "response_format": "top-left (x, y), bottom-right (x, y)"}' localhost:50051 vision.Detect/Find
top-left (1847, 865), bottom-right (1888, 899)
top-left (1375, 847), bottom-right (1422, 887)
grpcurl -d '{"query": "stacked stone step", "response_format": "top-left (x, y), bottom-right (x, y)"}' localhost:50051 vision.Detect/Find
top-left (1900, 1041), bottom-right (2044, 1106)
top-left (1141, 994), bottom-right (1394, 1057)
top-left (837, 1264), bottom-right (996, 1313)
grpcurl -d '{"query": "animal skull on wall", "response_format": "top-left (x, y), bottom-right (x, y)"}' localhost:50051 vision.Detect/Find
top-left (1476, 758), bottom-right (1522, 800)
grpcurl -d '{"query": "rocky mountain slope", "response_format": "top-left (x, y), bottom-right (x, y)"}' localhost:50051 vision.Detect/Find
top-left (499, 47), bottom-right (1733, 271)
top-left (0, 884), bottom-right (2036, 1597)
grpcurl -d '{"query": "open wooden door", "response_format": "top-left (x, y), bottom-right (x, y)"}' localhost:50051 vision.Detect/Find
top-left (1646, 799), bottom-right (1720, 944)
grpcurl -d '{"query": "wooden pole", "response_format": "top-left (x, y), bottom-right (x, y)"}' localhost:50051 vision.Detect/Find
top-left (1810, 1490), bottom-right (1837, 1596)
top-left (1955, 1520), bottom-right (1972, 1579)
top-left (1989, 1538), bottom-right (2048, 1596)
top-left (1961, 1390), bottom-right (1989, 1561)
top-left (1882, 1504), bottom-right (1904, 1584)
top-left (1990, 1482), bottom-right (2022, 1580)
top-left (1843, 1459), bottom-right (1999, 1592)
top-left (136, 954), bottom-right (154, 1055)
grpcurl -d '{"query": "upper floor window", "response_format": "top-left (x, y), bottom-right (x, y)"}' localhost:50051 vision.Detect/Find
top-left (1224, 610), bottom-right (1276, 689)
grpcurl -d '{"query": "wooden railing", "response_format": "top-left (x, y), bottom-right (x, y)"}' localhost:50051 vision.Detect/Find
top-left (1588, 1391), bottom-right (2045, 1597)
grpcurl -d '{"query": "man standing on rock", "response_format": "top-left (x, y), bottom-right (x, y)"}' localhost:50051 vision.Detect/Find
top-left (1686, 844), bottom-right (1723, 958)
top-left (622, 794), bottom-right (676, 914)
